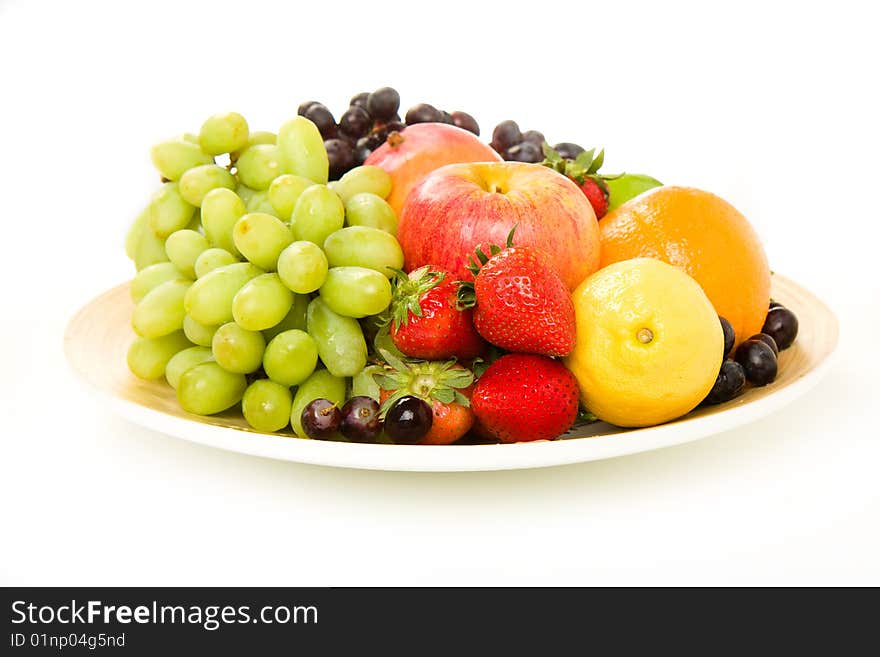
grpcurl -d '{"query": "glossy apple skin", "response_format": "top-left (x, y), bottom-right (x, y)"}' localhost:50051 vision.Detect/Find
top-left (398, 162), bottom-right (600, 290)
top-left (364, 123), bottom-right (501, 217)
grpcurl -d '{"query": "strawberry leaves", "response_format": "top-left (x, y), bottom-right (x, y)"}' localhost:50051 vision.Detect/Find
top-left (373, 348), bottom-right (475, 414)
top-left (541, 144), bottom-right (622, 187)
top-left (389, 266), bottom-right (445, 330)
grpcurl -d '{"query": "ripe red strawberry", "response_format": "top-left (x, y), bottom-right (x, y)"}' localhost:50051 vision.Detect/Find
top-left (541, 144), bottom-right (614, 219)
top-left (471, 353), bottom-right (580, 443)
top-left (375, 349), bottom-right (475, 445)
top-left (459, 241), bottom-right (576, 357)
top-left (389, 265), bottom-right (486, 360)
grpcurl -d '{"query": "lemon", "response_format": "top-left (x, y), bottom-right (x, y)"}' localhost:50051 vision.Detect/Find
top-left (565, 258), bottom-right (723, 427)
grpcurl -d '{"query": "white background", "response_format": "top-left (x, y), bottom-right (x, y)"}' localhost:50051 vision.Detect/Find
top-left (1, 0), bottom-right (878, 585)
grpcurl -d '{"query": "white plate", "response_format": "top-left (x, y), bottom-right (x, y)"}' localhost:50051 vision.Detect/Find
top-left (65, 275), bottom-right (838, 471)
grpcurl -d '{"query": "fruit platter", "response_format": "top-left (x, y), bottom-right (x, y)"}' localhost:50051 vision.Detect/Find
top-left (65, 87), bottom-right (838, 471)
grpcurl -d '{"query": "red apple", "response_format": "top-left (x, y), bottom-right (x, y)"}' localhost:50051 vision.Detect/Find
top-left (364, 123), bottom-right (501, 217)
top-left (398, 162), bottom-right (601, 290)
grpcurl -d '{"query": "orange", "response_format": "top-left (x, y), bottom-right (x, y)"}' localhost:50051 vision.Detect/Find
top-left (599, 186), bottom-right (770, 347)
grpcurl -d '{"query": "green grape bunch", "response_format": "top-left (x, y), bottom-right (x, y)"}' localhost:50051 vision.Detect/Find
top-left (124, 111), bottom-right (401, 435)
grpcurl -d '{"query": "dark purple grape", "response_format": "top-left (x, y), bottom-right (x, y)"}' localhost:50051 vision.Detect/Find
top-left (762, 307), bottom-right (798, 350)
top-left (301, 399), bottom-right (342, 439)
top-left (719, 316), bottom-right (735, 358)
top-left (439, 110), bottom-right (454, 124)
top-left (298, 100), bottom-right (320, 116)
top-left (339, 106), bottom-right (372, 139)
top-left (749, 333), bottom-right (779, 356)
top-left (357, 134), bottom-right (383, 151)
top-left (384, 120), bottom-right (406, 134)
top-left (702, 360), bottom-right (746, 405)
top-left (354, 146), bottom-right (371, 166)
top-left (451, 111), bottom-right (480, 135)
top-left (734, 339), bottom-right (778, 386)
top-left (340, 396), bottom-right (382, 443)
top-left (350, 92), bottom-right (370, 110)
top-left (491, 120), bottom-right (522, 152)
top-left (324, 138), bottom-right (355, 180)
top-left (303, 103), bottom-right (337, 139)
top-left (367, 87), bottom-right (400, 121)
top-left (521, 130), bottom-right (546, 148)
top-left (554, 142), bottom-right (585, 159)
top-left (505, 142), bottom-right (542, 163)
top-left (405, 103), bottom-right (443, 125)
top-left (384, 396), bottom-right (433, 444)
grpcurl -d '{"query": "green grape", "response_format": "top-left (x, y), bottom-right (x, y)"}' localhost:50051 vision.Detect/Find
top-left (194, 247), bottom-right (237, 278)
top-left (131, 262), bottom-right (187, 303)
top-left (125, 209), bottom-right (148, 261)
top-left (263, 329), bottom-right (318, 387)
top-left (132, 279), bottom-right (191, 338)
top-left (235, 184), bottom-right (257, 206)
top-left (183, 314), bottom-right (218, 347)
top-left (127, 331), bottom-right (192, 380)
top-left (231, 131), bottom-right (276, 162)
top-left (268, 174), bottom-right (314, 220)
top-left (242, 379), bottom-right (292, 432)
top-left (181, 132), bottom-right (200, 144)
top-left (235, 144), bottom-right (285, 191)
top-left (184, 262), bottom-right (263, 326)
top-left (148, 182), bottom-right (196, 238)
top-left (185, 208), bottom-right (202, 232)
top-left (201, 187), bottom-right (245, 256)
top-left (150, 139), bottom-right (213, 181)
top-left (319, 266), bottom-right (392, 318)
top-left (276, 241), bottom-right (328, 294)
top-left (344, 193), bottom-right (398, 235)
top-left (165, 229), bottom-right (210, 278)
top-left (373, 324), bottom-right (406, 360)
top-left (291, 184), bottom-right (344, 246)
top-left (211, 322), bottom-right (265, 374)
top-left (335, 165), bottom-right (392, 202)
top-left (323, 226), bottom-right (403, 277)
top-left (165, 346), bottom-right (214, 389)
top-left (134, 225), bottom-right (171, 270)
top-left (261, 293), bottom-right (309, 342)
top-left (245, 189), bottom-right (278, 216)
top-left (178, 164), bottom-right (236, 206)
top-left (277, 116), bottom-right (329, 184)
top-left (198, 112), bottom-right (249, 155)
top-left (306, 297), bottom-right (367, 377)
top-left (232, 213), bottom-right (292, 270)
top-left (232, 273), bottom-right (293, 331)
top-left (290, 369), bottom-right (347, 439)
top-left (351, 364), bottom-right (383, 402)
top-left (177, 362), bottom-right (247, 415)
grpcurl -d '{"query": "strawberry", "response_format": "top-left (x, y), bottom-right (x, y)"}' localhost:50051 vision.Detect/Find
top-left (458, 234), bottom-right (576, 357)
top-left (471, 353), bottom-right (580, 443)
top-left (541, 144), bottom-right (617, 219)
top-left (389, 265), bottom-right (486, 360)
top-left (374, 349), bottom-right (475, 445)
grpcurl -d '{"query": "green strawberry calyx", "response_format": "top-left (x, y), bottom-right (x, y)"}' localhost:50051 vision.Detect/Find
top-left (388, 266), bottom-right (445, 330)
top-left (541, 144), bottom-right (623, 195)
top-left (373, 348), bottom-right (474, 414)
top-left (457, 226), bottom-right (517, 310)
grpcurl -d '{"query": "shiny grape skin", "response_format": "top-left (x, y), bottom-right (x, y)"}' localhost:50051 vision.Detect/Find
top-left (762, 306), bottom-right (799, 350)
top-left (719, 316), bottom-right (735, 358)
top-left (339, 106), bottom-right (372, 139)
top-left (301, 398), bottom-right (342, 439)
top-left (324, 139), bottom-right (355, 180)
top-left (451, 111), bottom-right (480, 135)
top-left (340, 396), bottom-right (382, 443)
top-left (367, 87), bottom-right (400, 121)
top-left (303, 103), bottom-right (337, 139)
top-left (520, 130), bottom-right (546, 148)
top-left (506, 142), bottom-right (542, 163)
top-left (349, 92), bottom-right (370, 110)
top-left (384, 396), bottom-right (433, 444)
top-left (491, 120), bottom-right (522, 152)
top-left (702, 360), bottom-right (746, 405)
top-left (749, 332), bottom-right (779, 356)
top-left (405, 103), bottom-right (443, 125)
top-left (553, 142), bottom-right (585, 159)
top-left (734, 339), bottom-right (778, 386)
